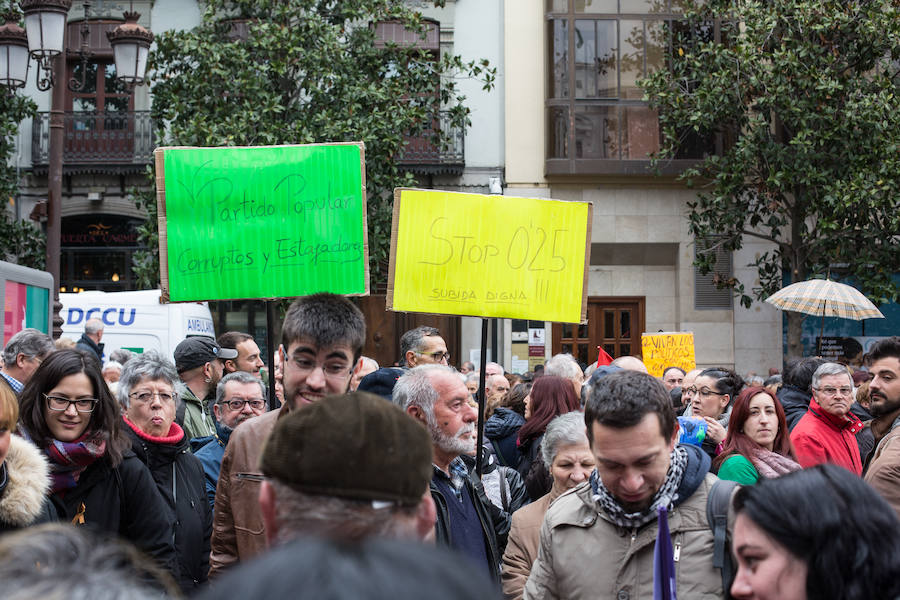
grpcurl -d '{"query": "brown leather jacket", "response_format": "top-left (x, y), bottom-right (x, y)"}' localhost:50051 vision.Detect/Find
top-left (209, 407), bottom-right (285, 578)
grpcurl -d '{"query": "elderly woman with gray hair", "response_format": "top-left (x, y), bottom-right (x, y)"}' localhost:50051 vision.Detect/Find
top-left (501, 412), bottom-right (596, 599)
top-left (118, 351), bottom-right (211, 594)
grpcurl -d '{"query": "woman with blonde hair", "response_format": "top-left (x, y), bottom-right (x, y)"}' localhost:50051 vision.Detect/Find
top-left (0, 386), bottom-right (53, 532)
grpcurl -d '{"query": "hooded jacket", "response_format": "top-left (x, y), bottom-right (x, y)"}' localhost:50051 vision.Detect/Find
top-left (778, 384), bottom-right (812, 431)
top-left (523, 444), bottom-right (724, 600)
top-left (485, 408), bottom-right (526, 468)
top-left (790, 396), bottom-right (863, 474)
top-left (179, 383), bottom-right (217, 442)
top-left (125, 419), bottom-right (212, 593)
top-left (0, 435), bottom-right (55, 532)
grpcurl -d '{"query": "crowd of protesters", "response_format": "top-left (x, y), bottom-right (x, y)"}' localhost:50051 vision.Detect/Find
top-left (1, 301), bottom-right (900, 599)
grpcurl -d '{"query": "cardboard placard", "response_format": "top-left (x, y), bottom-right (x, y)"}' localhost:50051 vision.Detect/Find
top-left (155, 143), bottom-right (369, 302)
top-left (641, 332), bottom-right (696, 378)
top-left (387, 189), bottom-right (591, 323)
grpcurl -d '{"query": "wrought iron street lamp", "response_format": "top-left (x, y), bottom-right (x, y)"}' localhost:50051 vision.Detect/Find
top-left (0, 15), bottom-right (29, 89)
top-left (0, 1), bottom-right (153, 336)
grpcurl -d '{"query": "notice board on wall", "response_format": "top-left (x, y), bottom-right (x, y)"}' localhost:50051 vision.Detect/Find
top-left (387, 189), bottom-right (592, 323)
top-left (155, 143), bottom-right (369, 302)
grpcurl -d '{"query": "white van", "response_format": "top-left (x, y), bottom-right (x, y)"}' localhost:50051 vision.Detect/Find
top-left (60, 289), bottom-right (215, 363)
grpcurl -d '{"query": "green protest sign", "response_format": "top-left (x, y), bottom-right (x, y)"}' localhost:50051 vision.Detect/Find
top-left (155, 143), bottom-right (369, 302)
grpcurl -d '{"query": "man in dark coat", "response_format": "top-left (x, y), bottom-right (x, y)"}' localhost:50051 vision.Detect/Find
top-left (397, 365), bottom-right (509, 582)
top-left (779, 356), bottom-right (826, 431)
top-left (75, 318), bottom-right (104, 365)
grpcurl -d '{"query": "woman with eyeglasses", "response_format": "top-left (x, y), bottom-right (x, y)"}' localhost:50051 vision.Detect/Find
top-left (689, 367), bottom-right (744, 462)
top-left (16, 349), bottom-right (176, 575)
top-left (713, 386), bottom-right (801, 485)
top-left (118, 351), bottom-right (211, 594)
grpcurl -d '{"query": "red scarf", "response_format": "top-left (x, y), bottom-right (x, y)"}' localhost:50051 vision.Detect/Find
top-left (122, 416), bottom-right (185, 445)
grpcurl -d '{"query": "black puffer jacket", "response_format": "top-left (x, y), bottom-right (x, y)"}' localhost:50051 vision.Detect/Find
top-left (484, 408), bottom-right (525, 468)
top-left (46, 448), bottom-right (177, 575)
top-left (125, 420), bottom-right (211, 594)
top-left (778, 384), bottom-right (811, 431)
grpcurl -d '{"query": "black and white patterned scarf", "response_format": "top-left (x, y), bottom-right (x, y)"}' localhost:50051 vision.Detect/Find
top-left (590, 445), bottom-right (689, 529)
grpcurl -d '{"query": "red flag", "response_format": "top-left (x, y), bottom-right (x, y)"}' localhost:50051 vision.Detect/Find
top-left (596, 346), bottom-right (614, 367)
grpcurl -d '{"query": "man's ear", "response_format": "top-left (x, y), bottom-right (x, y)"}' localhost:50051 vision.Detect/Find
top-left (415, 490), bottom-right (437, 541)
top-left (669, 420), bottom-right (680, 451)
top-left (212, 402), bottom-right (222, 422)
top-left (224, 358), bottom-right (237, 373)
top-left (15, 353), bottom-right (28, 369)
top-left (259, 480), bottom-right (278, 547)
top-left (405, 350), bottom-right (417, 368)
top-left (406, 404), bottom-right (426, 425)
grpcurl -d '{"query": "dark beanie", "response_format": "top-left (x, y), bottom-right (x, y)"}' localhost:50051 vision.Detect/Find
top-left (358, 367), bottom-right (405, 404)
top-left (260, 392), bottom-right (433, 506)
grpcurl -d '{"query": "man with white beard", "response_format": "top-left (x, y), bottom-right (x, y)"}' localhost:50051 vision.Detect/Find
top-left (396, 365), bottom-right (508, 582)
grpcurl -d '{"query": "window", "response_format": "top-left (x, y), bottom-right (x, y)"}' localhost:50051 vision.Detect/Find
top-left (694, 237), bottom-right (734, 310)
top-left (547, 0), bottom-right (715, 175)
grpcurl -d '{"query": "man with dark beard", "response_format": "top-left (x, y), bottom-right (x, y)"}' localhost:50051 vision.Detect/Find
top-left (863, 337), bottom-right (900, 518)
top-left (395, 365), bottom-right (508, 582)
top-left (192, 372), bottom-right (266, 509)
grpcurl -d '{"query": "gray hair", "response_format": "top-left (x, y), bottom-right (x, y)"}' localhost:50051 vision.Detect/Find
top-left (109, 348), bottom-right (134, 365)
top-left (486, 361), bottom-right (504, 375)
top-left (101, 361), bottom-right (123, 373)
top-left (812, 362), bottom-right (852, 390)
top-left (545, 353), bottom-right (582, 382)
top-left (541, 411), bottom-right (589, 468)
top-left (0, 523), bottom-right (179, 599)
top-left (2, 328), bottom-right (54, 365)
top-left (399, 326), bottom-right (441, 362)
top-left (269, 480), bottom-right (419, 545)
top-left (394, 364), bottom-right (451, 412)
top-left (464, 372), bottom-right (479, 385)
top-left (84, 318), bottom-right (104, 335)
top-left (216, 370), bottom-right (267, 406)
top-left (116, 351), bottom-right (180, 410)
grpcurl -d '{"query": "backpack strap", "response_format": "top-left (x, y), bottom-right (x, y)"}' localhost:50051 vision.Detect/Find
top-left (491, 439), bottom-right (509, 467)
top-left (707, 478), bottom-right (739, 596)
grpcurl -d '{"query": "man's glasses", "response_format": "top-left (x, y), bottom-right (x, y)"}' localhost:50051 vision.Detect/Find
top-left (219, 399), bottom-right (266, 411)
top-left (129, 391), bottom-right (176, 404)
top-left (816, 386), bottom-right (852, 397)
top-left (45, 394), bottom-right (98, 413)
top-left (290, 357), bottom-right (353, 379)
top-left (418, 351), bottom-right (451, 363)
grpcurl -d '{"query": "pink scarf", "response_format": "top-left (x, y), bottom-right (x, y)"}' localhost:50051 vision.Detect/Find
top-left (747, 446), bottom-right (801, 479)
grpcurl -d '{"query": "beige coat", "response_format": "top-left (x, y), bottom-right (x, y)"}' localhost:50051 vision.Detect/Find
top-left (502, 489), bottom-right (563, 600)
top-left (209, 407), bottom-right (284, 578)
top-left (864, 424), bottom-right (900, 521)
top-left (524, 474), bottom-right (724, 600)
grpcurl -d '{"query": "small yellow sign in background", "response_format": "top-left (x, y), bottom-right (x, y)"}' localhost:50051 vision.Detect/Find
top-left (388, 189), bottom-right (591, 323)
top-left (641, 332), bottom-right (697, 378)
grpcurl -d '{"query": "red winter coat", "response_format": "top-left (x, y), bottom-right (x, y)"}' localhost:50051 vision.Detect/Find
top-left (790, 396), bottom-right (864, 474)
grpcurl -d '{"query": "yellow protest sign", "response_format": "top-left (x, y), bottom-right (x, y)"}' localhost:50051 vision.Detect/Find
top-left (641, 332), bottom-right (697, 378)
top-left (387, 189), bottom-right (591, 322)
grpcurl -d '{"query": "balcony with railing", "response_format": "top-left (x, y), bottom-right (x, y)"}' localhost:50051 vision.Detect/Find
top-left (397, 110), bottom-right (465, 175)
top-left (31, 111), bottom-right (154, 173)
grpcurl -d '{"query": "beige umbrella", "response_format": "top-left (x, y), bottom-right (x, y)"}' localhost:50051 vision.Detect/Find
top-left (765, 278), bottom-right (884, 339)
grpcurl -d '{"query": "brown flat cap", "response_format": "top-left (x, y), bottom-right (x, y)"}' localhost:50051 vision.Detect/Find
top-left (260, 391), bottom-right (433, 506)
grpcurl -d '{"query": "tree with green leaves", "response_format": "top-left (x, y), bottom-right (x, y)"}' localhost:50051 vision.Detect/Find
top-left (0, 89), bottom-right (44, 268)
top-left (641, 0), bottom-right (900, 357)
top-left (133, 0), bottom-right (494, 290)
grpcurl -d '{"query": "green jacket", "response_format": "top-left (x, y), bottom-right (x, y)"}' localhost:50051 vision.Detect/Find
top-left (180, 383), bottom-right (216, 442)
